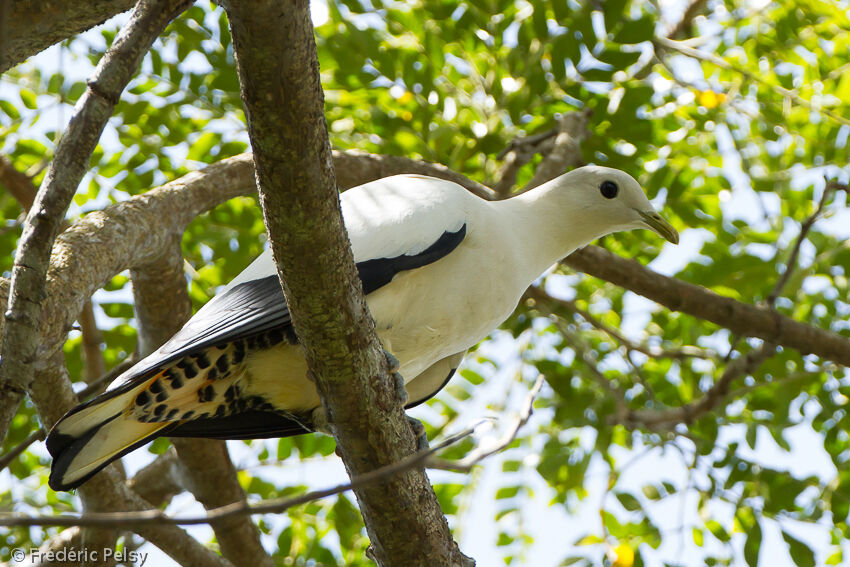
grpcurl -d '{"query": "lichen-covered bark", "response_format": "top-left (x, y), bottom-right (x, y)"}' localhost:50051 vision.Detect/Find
top-left (0, 0), bottom-right (137, 73)
top-left (0, 0), bottom-right (191, 448)
top-left (221, 1), bottom-right (472, 564)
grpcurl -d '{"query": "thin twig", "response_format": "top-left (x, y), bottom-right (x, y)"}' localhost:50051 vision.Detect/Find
top-left (767, 179), bottom-right (837, 307)
top-left (625, 344), bottom-right (776, 429)
top-left (428, 374), bottom-right (545, 473)
top-left (556, 321), bottom-right (631, 423)
top-left (0, 428), bottom-right (45, 471)
top-left (528, 286), bottom-right (716, 360)
top-left (0, 425), bottom-right (476, 528)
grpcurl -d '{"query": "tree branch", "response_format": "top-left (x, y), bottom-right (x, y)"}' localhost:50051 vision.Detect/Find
top-left (626, 344), bottom-right (776, 428)
top-left (492, 109), bottom-right (591, 197)
top-left (333, 149), bottom-right (494, 198)
top-left (654, 36), bottom-right (850, 127)
top-left (562, 246), bottom-right (850, 367)
top-left (521, 109), bottom-right (592, 192)
top-left (0, 0), bottom-right (139, 74)
top-left (0, 0), bottom-right (192, 446)
top-left (222, 2), bottom-right (471, 564)
top-left (0, 155), bottom-right (37, 210)
top-left (428, 374), bottom-right (545, 473)
top-left (0, 154), bottom-right (107, 386)
top-left (33, 451), bottom-right (185, 566)
top-left (26, 352), bottom-right (232, 567)
top-left (766, 180), bottom-right (835, 307)
top-left (527, 285), bottom-right (716, 360)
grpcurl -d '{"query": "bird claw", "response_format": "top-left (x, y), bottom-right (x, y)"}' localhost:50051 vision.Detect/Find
top-left (383, 349), bottom-right (400, 374)
top-left (384, 349), bottom-right (407, 405)
top-left (406, 415), bottom-right (429, 452)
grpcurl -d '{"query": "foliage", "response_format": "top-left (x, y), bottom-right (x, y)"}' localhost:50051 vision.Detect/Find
top-left (1, 0), bottom-right (849, 566)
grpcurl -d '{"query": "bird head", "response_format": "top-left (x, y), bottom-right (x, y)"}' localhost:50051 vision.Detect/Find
top-left (559, 165), bottom-right (679, 245)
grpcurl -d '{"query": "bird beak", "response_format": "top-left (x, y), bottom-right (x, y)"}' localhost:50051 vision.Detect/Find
top-left (638, 210), bottom-right (679, 244)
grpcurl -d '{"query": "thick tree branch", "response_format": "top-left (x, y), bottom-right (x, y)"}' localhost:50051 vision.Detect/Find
top-left (0, 0), bottom-right (138, 74)
top-left (130, 236), bottom-right (273, 567)
top-left (222, 1), bottom-right (471, 564)
top-left (0, 155), bottom-right (107, 385)
top-left (0, 150), bottom-right (846, 455)
top-left (562, 246), bottom-right (850, 366)
top-left (333, 149), bottom-right (494, 198)
top-left (24, 149), bottom-right (463, 367)
top-left (521, 109), bottom-right (591, 193)
top-left (0, 0), bottom-right (192, 446)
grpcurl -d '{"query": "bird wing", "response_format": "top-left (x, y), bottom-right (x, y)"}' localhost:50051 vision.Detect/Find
top-left (47, 175), bottom-right (474, 490)
top-left (405, 350), bottom-right (467, 409)
top-left (104, 174), bottom-right (472, 397)
top-left (54, 174), bottom-right (471, 430)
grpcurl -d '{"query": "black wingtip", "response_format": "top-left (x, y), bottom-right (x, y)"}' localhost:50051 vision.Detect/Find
top-left (47, 421), bottom-right (176, 492)
top-left (47, 426), bottom-right (103, 491)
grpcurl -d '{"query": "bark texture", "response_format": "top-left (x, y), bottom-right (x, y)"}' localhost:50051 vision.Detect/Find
top-left (0, 0), bottom-right (137, 73)
top-left (222, 1), bottom-right (472, 564)
top-left (0, 0), bottom-right (191, 446)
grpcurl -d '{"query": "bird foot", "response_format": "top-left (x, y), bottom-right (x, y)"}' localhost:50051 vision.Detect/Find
top-left (384, 349), bottom-right (408, 406)
top-left (383, 349), bottom-right (400, 374)
top-left (406, 415), bottom-right (429, 452)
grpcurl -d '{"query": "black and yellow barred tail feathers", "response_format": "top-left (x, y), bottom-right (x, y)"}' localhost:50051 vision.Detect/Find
top-left (46, 343), bottom-right (248, 491)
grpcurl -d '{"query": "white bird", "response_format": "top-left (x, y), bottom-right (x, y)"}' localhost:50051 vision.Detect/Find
top-left (46, 166), bottom-right (678, 490)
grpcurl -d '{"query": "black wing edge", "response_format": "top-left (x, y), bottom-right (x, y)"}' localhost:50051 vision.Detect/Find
top-left (405, 367), bottom-right (457, 409)
top-left (357, 224), bottom-right (467, 294)
top-left (48, 410), bottom-right (312, 491)
top-left (167, 409), bottom-right (312, 440)
top-left (48, 418), bottom-right (179, 491)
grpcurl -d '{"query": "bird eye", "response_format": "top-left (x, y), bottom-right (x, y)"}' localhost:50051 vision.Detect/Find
top-left (600, 180), bottom-right (619, 199)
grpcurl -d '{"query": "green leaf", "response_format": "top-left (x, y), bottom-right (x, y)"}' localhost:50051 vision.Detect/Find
top-left (100, 302), bottom-right (134, 319)
top-left (615, 491), bottom-right (642, 512)
top-left (692, 527), bottom-right (704, 547)
top-left (744, 519), bottom-right (762, 567)
top-left (781, 531), bottom-right (815, 567)
top-left (613, 16), bottom-right (655, 44)
top-left (0, 99), bottom-right (21, 120)
top-left (495, 486), bottom-right (520, 499)
top-left (19, 89), bottom-right (37, 109)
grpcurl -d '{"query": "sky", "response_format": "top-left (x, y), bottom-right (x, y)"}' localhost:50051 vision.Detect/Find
top-left (2, 1), bottom-right (849, 566)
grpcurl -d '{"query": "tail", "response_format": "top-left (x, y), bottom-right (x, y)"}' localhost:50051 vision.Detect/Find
top-left (46, 380), bottom-right (173, 491)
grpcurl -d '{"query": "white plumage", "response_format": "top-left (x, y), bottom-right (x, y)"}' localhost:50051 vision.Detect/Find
top-left (47, 165), bottom-right (678, 490)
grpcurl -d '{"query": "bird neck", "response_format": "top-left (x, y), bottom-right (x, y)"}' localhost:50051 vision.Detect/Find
top-left (499, 181), bottom-right (605, 279)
